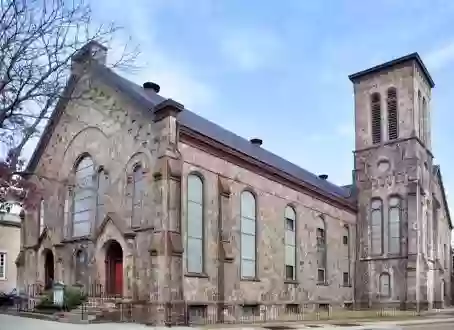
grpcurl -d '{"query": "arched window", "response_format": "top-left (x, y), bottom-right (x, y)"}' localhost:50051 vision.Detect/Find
top-left (379, 272), bottom-right (391, 297)
top-left (422, 97), bottom-right (428, 143)
top-left (371, 93), bottom-right (382, 144)
top-left (39, 199), bottom-right (45, 236)
top-left (131, 165), bottom-right (145, 227)
top-left (388, 196), bottom-right (401, 254)
top-left (284, 206), bottom-right (296, 281)
top-left (418, 90), bottom-right (422, 139)
top-left (387, 88), bottom-right (398, 140)
top-left (370, 198), bottom-right (383, 255)
top-left (75, 249), bottom-right (87, 284)
top-left (96, 169), bottom-right (109, 224)
top-left (316, 216), bottom-right (327, 284)
top-left (72, 156), bottom-right (96, 237)
top-left (186, 174), bottom-right (204, 274)
top-left (240, 191), bottom-right (257, 279)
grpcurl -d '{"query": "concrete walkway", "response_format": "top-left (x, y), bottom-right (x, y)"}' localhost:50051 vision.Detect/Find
top-left (2, 312), bottom-right (454, 330)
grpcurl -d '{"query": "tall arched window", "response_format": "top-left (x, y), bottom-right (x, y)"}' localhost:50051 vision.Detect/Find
top-left (370, 198), bottom-right (383, 255)
top-left (371, 93), bottom-right (382, 144)
top-left (96, 169), bottom-right (109, 224)
top-left (187, 174), bottom-right (204, 274)
top-left (387, 88), bottom-right (398, 140)
top-left (422, 97), bottom-right (428, 143)
top-left (316, 216), bottom-right (327, 284)
top-left (284, 206), bottom-right (296, 281)
top-left (388, 196), bottom-right (401, 254)
top-left (131, 165), bottom-right (145, 227)
top-left (379, 272), bottom-right (391, 297)
top-left (418, 90), bottom-right (422, 139)
top-left (72, 156), bottom-right (96, 237)
top-left (240, 191), bottom-right (257, 279)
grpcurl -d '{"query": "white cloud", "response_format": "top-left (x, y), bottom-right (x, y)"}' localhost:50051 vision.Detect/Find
top-left (424, 41), bottom-right (454, 71)
top-left (218, 27), bottom-right (282, 71)
top-left (99, 1), bottom-right (217, 112)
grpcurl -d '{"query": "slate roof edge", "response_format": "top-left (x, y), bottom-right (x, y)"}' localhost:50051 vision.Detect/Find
top-left (348, 52), bottom-right (435, 88)
top-left (25, 63), bottom-right (355, 211)
top-left (180, 126), bottom-right (357, 212)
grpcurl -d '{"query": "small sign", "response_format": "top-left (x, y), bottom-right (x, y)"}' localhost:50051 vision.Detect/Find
top-left (53, 282), bottom-right (65, 307)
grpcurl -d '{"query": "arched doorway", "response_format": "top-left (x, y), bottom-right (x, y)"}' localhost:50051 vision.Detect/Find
top-left (105, 240), bottom-right (123, 296)
top-left (43, 249), bottom-right (54, 290)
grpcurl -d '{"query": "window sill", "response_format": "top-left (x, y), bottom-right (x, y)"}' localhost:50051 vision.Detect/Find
top-left (241, 277), bottom-right (260, 282)
top-left (342, 284), bottom-right (352, 288)
top-left (284, 280), bottom-right (299, 285)
top-left (317, 282), bottom-right (328, 286)
top-left (185, 272), bottom-right (209, 279)
top-left (62, 236), bottom-right (91, 243)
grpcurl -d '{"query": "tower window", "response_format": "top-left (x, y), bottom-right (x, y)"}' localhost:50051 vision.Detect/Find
top-left (371, 93), bottom-right (382, 144)
top-left (387, 88), bottom-right (398, 140)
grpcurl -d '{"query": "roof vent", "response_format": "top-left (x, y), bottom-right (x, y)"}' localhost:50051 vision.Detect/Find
top-left (143, 82), bottom-right (160, 93)
top-left (318, 174), bottom-right (328, 180)
top-left (250, 138), bottom-right (262, 146)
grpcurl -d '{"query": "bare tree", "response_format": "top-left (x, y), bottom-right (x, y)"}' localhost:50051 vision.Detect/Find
top-left (0, 0), bottom-right (139, 210)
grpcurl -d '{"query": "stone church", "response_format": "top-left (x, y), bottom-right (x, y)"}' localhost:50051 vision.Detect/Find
top-left (16, 41), bottom-right (452, 322)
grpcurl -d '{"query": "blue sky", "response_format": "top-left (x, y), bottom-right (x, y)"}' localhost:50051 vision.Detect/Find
top-left (16, 1), bottom-right (454, 223)
top-left (90, 0), bottom-right (454, 207)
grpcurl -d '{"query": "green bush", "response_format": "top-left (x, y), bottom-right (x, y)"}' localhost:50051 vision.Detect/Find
top-left (63, 286), bottom-right (87, 310)
top-left (35, 286), bottom-right (87, 312)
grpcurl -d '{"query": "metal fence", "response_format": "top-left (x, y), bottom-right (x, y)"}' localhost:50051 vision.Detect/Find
top-left (5, 283), bottom-right (451, 325)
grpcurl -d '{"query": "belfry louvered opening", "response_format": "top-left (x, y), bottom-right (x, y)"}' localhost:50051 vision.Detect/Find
top-left (371, 93), bottom-right (382, 144)
top-left (387, 87), bottom-right (398, 140)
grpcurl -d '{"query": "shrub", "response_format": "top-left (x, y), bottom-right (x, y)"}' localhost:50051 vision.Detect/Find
top-left (63, 286), bottom-right (87, 310)
top-left (36, 286), bottom-right (88, 312)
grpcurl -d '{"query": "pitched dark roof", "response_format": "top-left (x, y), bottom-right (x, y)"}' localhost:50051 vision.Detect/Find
top-left (433, 165), bottom-right (452, 229)
top-left (348, 52), bottom-right (435, 88)
top-left (27, 63), bottom-right (354, 207)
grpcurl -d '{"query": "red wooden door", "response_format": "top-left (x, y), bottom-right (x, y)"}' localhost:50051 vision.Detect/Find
top-left (114, 261), bottom-right (123, 295)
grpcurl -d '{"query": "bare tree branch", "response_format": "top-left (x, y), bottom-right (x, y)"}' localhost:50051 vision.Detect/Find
top-left (0, 0), bottom-right (140, 210)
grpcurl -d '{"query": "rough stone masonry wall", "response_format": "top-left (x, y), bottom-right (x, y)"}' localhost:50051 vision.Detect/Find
top-left (179, 142), bottom-right (356, 312)
top-left (22, 75), bottom-right (164, 298)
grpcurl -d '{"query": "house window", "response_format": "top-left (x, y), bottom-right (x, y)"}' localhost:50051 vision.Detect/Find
top-left (387, 87), bottom-right (398, 140)
top-left (131, 165), bottom-right (145, 227)
top-left (371, 92), bottom-right (382, 144)
top-left (343, 272), bottom-right (350, 287)
top-left (379, 272), bottom-right (391, 297)
top-left (388, 196), bottom-right (401, 254)
top-left (316, 217), bottom-right (327, 284)
top-left (285, 304), bottom-right (300, 314)
top-left (0, 253), bottom-right (5, 280)
top-left (186, 174), bottom-right (204, 274)
top-left (96, 169), bottom-right (109, 224)
top-left (370, 198), bottom-right (383, 255)
top-left (39, 199), bottom-right (45, 236)
top-left (187, 305), bottom-right (207, 324)
top-left (242, 304), bottom-right (260, 318)
top-left (72, 156), bottom-right (96, 237)
top-left (285, 206), bottom-right (297, 281)
top-left (241, 191), bottom-right (257, 279)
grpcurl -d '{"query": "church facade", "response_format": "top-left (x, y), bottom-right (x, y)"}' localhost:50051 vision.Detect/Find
top-left (16, 42), bottom-right (452, 322)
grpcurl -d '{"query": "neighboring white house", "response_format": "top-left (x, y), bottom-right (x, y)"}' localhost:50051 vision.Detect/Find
top-left (0, 210), bottom-right (21, 293)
